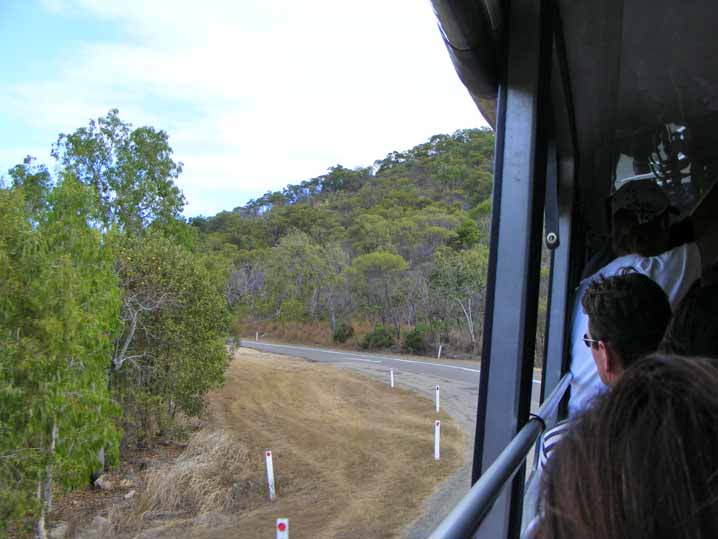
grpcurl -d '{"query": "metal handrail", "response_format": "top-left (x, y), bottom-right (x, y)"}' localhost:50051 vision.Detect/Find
top-left (428, 373), bottom-right (573, 539)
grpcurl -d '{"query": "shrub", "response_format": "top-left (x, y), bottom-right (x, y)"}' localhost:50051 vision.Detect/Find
top-left (279, 298), bottom-right (306, 322)
top-left (403, 324), bottom-right (429, 354)
top-left (359, 325), bottom-right (395, 350)
top-left (333, 321), bottom-right (355, 343)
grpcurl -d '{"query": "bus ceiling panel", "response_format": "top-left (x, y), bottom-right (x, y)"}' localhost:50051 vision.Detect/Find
top-left (553, 0), bottom-right (718, 157)
top-left (553, 0), bottom-right (718, 245)
top-left (432, 0), bottom-right (718, 151)
top-left (430, 0), bottom-right (502, 127)
top-left (616, 0), bottom-right (718, 135)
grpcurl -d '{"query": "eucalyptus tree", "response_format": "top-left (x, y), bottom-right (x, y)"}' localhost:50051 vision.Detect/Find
top-left (347, 251), bottom-right (409, 335)
top-left (430, 246), bottom-right (489, 351)
top-left (321, 242), bottom-right (352, 332)
top-left (261, 231), bottom-right (329, 320)
top-left (7, 156), bottom-right (52, 217)
top-left (51, 108), bottom-right (185, 233)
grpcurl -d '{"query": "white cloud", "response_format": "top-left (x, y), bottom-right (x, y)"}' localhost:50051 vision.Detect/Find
top-left (3, 0), bottom-right (486, 216)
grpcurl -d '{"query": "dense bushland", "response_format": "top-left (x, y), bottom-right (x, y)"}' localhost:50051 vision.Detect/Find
top-left (197, 128), bottom-right (496, 356)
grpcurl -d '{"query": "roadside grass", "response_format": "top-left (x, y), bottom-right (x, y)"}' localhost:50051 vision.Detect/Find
top-left (124, 431), bottom-right (251, 518)
top-left (109, 347), bottom-right (464, 539)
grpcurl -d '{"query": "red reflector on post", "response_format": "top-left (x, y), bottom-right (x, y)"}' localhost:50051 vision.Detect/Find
top-left (276, 518), bottom-right (289, 538)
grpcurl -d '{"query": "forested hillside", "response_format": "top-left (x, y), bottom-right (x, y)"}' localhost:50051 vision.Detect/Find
top-left (194, 128), bottom-right (497, 355)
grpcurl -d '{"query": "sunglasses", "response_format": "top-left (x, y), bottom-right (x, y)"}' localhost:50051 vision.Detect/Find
top-left (582, 333), bottom-right (601, 349)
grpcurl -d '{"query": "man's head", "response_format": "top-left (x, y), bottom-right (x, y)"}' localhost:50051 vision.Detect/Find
top-left (610, 179), bottom-right (674, 256)
top-left (581, 271), bottom-right (671, 385)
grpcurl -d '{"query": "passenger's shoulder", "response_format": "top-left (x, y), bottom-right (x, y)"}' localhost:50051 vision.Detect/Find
top-left (589, 254), bottom-right (644, 280)
top-left (539, 420), bottom-right (572, 467)
top-left (543, 419), bottom-right (571, 442)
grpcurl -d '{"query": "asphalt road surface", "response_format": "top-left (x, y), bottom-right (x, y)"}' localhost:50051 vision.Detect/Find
top-left (241, 340), bottom-right (542, 538)
top-left (241, 340), bottom-right (542, 409)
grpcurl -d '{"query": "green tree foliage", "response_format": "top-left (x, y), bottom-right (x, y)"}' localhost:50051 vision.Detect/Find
top-left (7, 156), bottom-right (52, 216)
top-left (51, 109), bottom-right (185, 233)
top-left (0, 177), bottom-right (121, 535)
top-left (359, 325), bottom-right (396, 350)
top-left (348, 251), bottom-right (408, 334)
top-left (403, 324), bottom-right (430, 354)
top-left (348, 214), bottom-right (395, 255)
top-left (1, 109), bottom-right (232, 533)
top-left (321, 243), bottom-right (351, 332)
top-left (430, 247), bottom-right (489, 349)
top-left (449, 218), bottom-right (481, 250)
top-left (264, 204), bottom-right (343, 245)
top-left (332, 321), bottom-right (355, 344)
top-left (261, 231), bottom-right (329, 319)
top-left (111, 230), bottom-right (230, 441)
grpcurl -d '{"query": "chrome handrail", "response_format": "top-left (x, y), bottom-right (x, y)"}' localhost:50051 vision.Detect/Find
top-left (428, 373), bottom-right (572, 539)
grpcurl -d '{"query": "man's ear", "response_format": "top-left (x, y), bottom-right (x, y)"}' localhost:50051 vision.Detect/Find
top-left (602, 343), bottom-right (622, 376)
top-left (595, 341), bottom-right (611, 374)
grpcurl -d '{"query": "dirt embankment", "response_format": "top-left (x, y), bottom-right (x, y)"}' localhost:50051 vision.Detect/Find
top-left (90, 348), bottom-right (463, 539)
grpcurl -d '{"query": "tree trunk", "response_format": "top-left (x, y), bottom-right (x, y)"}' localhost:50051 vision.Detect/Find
top-left (35, 419), bottom-right (58, 539)
top-left (309, 287), bottom-right (320, 319)
top-left (34, 482), bottom-right (46, 539)
top-left (408, 302), bottom-right (417, 326)
top-left (456, 297), bottom-right (476, 345)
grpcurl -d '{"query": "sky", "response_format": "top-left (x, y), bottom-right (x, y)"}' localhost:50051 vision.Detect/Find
top-left (0, 0), bottom-right (488, 217)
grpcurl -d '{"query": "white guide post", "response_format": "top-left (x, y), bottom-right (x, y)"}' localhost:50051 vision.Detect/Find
top-left (437, 344), bottom-right (442, 359)
top-left (434, 420), bottom-right (441, 461)
top-left (276, 518), bottom-right (289, 539)
top-left (265, 450), bottom-right (277, 500)
top-left (435, 385), bottom-right (440, 412)
top-left (256, 331), bottom-right (259, 341)
top-left (390, 368), bottom-right (395, 388)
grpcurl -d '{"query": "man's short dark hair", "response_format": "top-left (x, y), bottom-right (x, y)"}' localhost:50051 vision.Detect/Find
top-left (582, 271), bottom-right (671, 368)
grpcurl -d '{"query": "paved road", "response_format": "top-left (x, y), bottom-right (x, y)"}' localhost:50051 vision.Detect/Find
top-left (241, 340), bottom-right (543, 538)
top-left (241, 340), bottom-right (542, 409)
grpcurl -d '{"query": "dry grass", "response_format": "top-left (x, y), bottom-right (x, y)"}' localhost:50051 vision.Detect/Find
top-left (126, 431), bottom-right (250, 518)
top-left (106, 348), bottom-right (464, 539)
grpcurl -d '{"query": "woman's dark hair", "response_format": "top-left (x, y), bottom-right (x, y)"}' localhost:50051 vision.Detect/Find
top-left (661, 279), bottom-right (718, 358)
top-left (538, 354), bottom-right (718, 539)
top-left (582, 271), bottom-right (671, 368)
